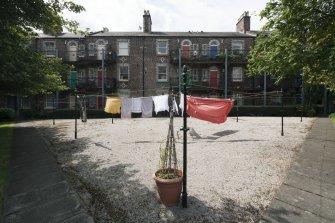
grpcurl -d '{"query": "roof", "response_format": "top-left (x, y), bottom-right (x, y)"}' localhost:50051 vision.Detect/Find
top-left (91, 31), bottom-right (255, 38)
top-left (37, 33), bottom-right (84, 38)
top-left (37, 31), bottom-right (256, 39)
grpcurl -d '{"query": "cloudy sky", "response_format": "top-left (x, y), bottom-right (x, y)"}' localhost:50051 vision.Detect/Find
top-left (63, 0), bottom-right (269, 33)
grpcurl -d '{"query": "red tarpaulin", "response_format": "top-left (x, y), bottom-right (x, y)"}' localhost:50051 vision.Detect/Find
top-left (187, 96), bottom-right (234, 124)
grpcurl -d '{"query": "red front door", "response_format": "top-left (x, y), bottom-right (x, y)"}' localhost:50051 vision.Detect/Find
top-left (98, 69), bottom-right (102, 88)
top-left (210, 70), bottom-right (218, 88)
top-left (182, 46), bottom-right (190, 59)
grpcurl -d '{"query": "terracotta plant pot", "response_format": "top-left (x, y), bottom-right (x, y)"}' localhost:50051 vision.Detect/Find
top-left (153, 169), bottom-right (183, 207)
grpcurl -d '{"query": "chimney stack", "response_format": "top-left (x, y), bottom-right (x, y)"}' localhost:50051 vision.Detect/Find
top-left (143, 10), bottom-right (152, 33)
top-left (236, 11), bottom-right (250, 33)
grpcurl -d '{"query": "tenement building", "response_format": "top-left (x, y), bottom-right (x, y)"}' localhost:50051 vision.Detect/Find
top-left (30, 11), bottom-right (291, 110)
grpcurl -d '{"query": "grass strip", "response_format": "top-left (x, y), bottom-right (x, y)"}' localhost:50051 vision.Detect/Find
top-left (330, 113), bottom-right (335, 125)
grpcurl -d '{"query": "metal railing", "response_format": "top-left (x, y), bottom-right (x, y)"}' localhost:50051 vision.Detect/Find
top-left (38, 49), bottom-right (117, 63)
top-left (170, 49), bottom-right (249, 64)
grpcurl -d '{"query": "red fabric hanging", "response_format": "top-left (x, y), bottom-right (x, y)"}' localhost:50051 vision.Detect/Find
top-left (187, 96), bottom-right (234, 124)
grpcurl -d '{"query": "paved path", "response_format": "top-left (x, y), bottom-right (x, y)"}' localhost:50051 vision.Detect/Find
top-left (2, 122), bottom-right (93, 223)
top-left (263, 118), bottom-right (335, 223)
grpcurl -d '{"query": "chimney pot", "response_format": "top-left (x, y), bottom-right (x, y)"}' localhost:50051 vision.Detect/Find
top-left (236, 11), bottom-right (250, 33)
top-left (143, 10), bottom-right (152, 33)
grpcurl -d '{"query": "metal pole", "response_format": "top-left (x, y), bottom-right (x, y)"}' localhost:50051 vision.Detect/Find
top-left (236, 104), bottom-right (239, 122)
top-left (324, 85), bottom-right (328, 114)
top-left (181, 65), bottom-right (189, 208)
top-left (224, 48), bottom-right (228, 98)
top-left (264, 73), bottom-right (267, 106)
top-left (301, 74), bottom-right (304, 122)
top-left (53, 95), bottom-right (55, 125)
top-left (178, 48), bottom-right (182, 93)
top-left (281, 89), bottom-right (284, 136)
top-left (102, 48), bottom-right (105, 110)
top-left (75, 94), bottom-right (77, 139)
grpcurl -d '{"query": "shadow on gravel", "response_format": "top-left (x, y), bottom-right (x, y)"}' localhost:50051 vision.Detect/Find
top-left (169, 196), bottom-right (264, 222)
top-left (190, 128), bottom-right (239, 140)
top-left (34, 123), bottom-right (264, 223)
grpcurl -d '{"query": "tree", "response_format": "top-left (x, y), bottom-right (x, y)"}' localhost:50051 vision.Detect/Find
top-left (248, 0), bottom-right (335, 91)
top-left (0, 0), bottom-right (85, 95)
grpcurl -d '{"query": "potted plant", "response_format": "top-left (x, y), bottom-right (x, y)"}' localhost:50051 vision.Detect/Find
top-left (153, 94), bottom-right (183, 207)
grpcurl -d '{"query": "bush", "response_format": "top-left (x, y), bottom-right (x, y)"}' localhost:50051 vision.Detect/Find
top-left (306, 108), bottom-right (316, 117)
top-left (0, 108), bottom-right (15, 121)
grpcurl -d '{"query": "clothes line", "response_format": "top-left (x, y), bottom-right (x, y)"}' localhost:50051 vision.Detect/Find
top-left (104, 93), bottom-right (235, 124)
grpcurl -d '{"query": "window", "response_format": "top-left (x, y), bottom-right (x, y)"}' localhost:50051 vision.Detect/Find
top-left (157, 64), bottom-right (168, 82)
top-left (119, 64), bottom-right (129, 81)
top-left (201, 69), bottom-right (209, 82)
top-left (201, 44), bottom-right (209, 56)
top-left (88, 43), bottom-right (95, 56)
top-left (87, 95), bottom-right (97, 109)
top-left (96, 39), bottom-right (106, 60)
top-left (21, 97), bottom-right (31, 108)
top-left (191, 44), bottom-right (199, 56)
top-left (118, 40), bottom-right (129, 56)
top-left (78, 70), bottom-right (85, 83)
top-left (156, 40), bottom-right (168, 55)
top-left (232, 67), bottom-right (243, 82)
top-left (88, 68), bottom-right (97, 81)
top-left (43, 41), bottom-right (56, 57)
top-left (118, 89), bottom-right (130, 97)
top-left (191, 69), bottom-right (199, 82)
top-left (79, 44), bottom-right (85, 57)
top-left (67, 41), bottom-right (78, 61)
top-left (232, 40), bottom-right (244, 55)
top-left (45, 95), bottom-right (55, 109)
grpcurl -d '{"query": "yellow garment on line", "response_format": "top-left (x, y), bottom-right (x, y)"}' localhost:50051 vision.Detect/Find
top-left (104, 97), bottom-right (121, 114)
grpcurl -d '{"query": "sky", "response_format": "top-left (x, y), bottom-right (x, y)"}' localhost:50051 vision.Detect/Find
top-left (63, 0), bottom-right (269, 33)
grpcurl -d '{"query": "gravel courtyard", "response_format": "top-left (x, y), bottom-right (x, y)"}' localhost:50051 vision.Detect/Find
top-left (33, 116), bottom-right (314, 222)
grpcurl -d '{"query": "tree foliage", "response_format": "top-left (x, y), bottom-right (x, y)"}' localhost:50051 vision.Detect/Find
top-left (0, 0), bottom-right (85, 95)
top-left (248, 0), bottom-right (335, 91)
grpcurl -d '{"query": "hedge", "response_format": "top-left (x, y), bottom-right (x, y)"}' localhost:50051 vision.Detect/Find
top-left (0, 108), bottom-right (15, 121)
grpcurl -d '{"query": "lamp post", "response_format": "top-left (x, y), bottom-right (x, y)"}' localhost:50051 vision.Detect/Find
top-left (177, 39), bottom-right (181, 93)
top-left (101, 48), bottom-right (105, 109)
top-left (181, 65), bottom-right (189, 208)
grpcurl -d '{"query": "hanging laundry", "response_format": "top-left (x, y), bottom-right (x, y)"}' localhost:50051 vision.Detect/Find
top-left (132, 98), bottom-right (142, 113)
top-left (187, 96), bottom-right (234, 124)
top-left (121, 98), bottom-right (132, 118)
top-left (179, 93), bottom-right (184, 114)
top-left (141, 97), bottom-right (153, 118)
top-left (152, 94), bottom-right (169, 114)
top-left (104, 97), bottom-right (121, 114)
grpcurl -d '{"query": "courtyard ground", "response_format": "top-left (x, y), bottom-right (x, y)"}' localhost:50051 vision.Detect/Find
top-left (32, 116), bottom-right (314, 222)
